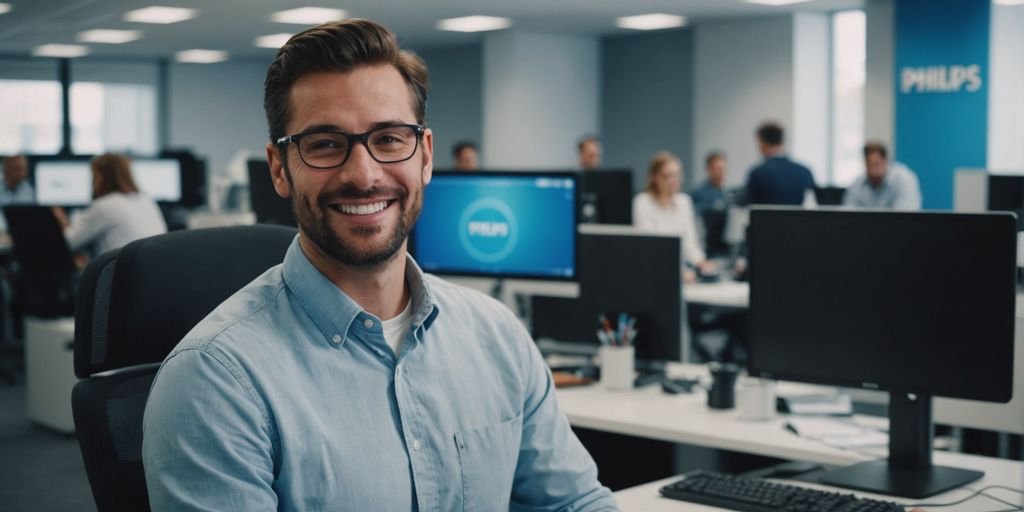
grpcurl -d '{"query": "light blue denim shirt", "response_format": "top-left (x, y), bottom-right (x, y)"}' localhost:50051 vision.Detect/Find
top-left (142, 237), bottom-right (617, 511)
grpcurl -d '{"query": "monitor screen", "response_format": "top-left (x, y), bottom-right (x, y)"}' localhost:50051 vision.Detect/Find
top-left (412, 171), bottom-right (577, 280)
top-left (132, 158), bottom-right (182, 203)
top-left (34, 160), bottom-right (92, 207)
top-left (748, 208), bottom-right (1015, 402)
top-left (580, 169), bottom-right (633, 224)
top-left (247, 159), bottom-right (296, 227)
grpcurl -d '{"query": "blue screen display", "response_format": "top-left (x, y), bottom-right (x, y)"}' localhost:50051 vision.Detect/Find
top-left (413, 172), bottom-right (577, 279)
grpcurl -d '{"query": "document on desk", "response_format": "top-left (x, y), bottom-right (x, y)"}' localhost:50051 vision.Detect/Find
top-left (785, 417), bottom-right (888, 450)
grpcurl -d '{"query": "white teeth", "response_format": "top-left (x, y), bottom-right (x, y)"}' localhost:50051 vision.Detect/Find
top-left (337, 201), bottom-right (388, 215)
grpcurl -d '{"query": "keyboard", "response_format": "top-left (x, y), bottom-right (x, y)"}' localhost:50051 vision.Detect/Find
top-left (660, 470), bottom-right (905, 512)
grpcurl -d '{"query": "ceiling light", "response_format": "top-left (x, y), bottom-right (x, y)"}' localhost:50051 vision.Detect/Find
top-left (175, 49), bottom-right (229, 64)
top-left (124, 6), bottom-right (197, 24)
top-left (32, 44), bottom-right (90, 58)
top-left (437, 15), bottom-right (512, 33)
top-left (78, 29), bottom-right (142, 44)
top-left (616, 13), bottom-right (687, 30)
top-left (995, 0), bottom-right (1024, 5)
top-left (271, 7), bottom-right (346, 24)
top-left (255, 33), bottom-right (294, 49)
top-left (0, 4), bottom-right (11, 15)
top-left (743, 0), bottom-right (813, 5)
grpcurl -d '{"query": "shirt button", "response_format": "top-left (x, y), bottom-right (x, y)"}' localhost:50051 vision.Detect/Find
top-left (363, 318), bottom-right (374, 329)
top-left (331, 334), bottom-right (342, 343)
top-left (412, 439), bottom-right (421, 451)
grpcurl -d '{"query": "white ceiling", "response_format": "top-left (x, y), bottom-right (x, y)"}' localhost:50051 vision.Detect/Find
top-left (0, 0), bottom-right (863, 60)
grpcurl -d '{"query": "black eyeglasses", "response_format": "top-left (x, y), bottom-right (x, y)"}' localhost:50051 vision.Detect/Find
top-left (276, 124), bottom-right (425, 169)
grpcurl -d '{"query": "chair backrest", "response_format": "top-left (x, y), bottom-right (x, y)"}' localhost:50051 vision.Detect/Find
top-left (3, 205), bottom-right (77, 317)
top-left (71, 224), bottom-right (296, 512)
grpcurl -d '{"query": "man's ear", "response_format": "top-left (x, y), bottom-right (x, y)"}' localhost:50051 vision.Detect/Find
top-left (267, 143), bottom-right (291, 198)
top-left (421, 128), bottom-right (433, 186)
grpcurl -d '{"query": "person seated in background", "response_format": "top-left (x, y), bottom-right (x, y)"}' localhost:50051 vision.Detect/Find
top-left (690, 151), bottom-right (732, 259)
top-left (633, 151), bottom-right (716, 283)
top-left (53, 153), bottom-right (167, 262)
top-left (451, 140), bottom-right (479, 170)
top-left (0, 155), bottom-right (34, 206)
top-left (843, 141), bottom-right (922, 210)
top-left (744, 122), bottom-right (816, 206)
top-left (577, 135), bottom-right (602, 171)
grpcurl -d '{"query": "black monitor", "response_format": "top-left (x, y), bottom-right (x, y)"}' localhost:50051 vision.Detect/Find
top-left (159, 149), bottom-right (207, 208)
top-left (132, 158), bottom-right (182, 203)
top-left (31, 156), bottom-right (93, 207)
top-left (579, 169), bottom-right (633, 224)
top-left (247, 159), bottom-right (296, 227)
top-left (747, 208), bottom-right (1016, 498)
top-left (411, 171), bottom-right (578, 280)
top-left (532, 227), bottom-right (682, 362)
top-left (814, 186), bottom-right (846, 206)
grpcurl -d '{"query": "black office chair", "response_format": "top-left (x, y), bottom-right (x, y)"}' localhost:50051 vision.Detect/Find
top-left (71, 224), bottom-right (296, 512)
top-left (3, 205), bottom-right (78, 318)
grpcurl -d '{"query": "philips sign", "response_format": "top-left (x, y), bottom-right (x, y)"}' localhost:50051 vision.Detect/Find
top-left (458, 198), bottom-right (519, 264)
top-left (900, 64), bottom-right (982, 94)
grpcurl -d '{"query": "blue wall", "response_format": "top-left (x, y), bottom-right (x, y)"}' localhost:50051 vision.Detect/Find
top-left (895, 0), bottom-right (989, 209)
top-left (601, 28), bottom-right (694, 193)
top-left (417, 44), bottom-right (484, 170)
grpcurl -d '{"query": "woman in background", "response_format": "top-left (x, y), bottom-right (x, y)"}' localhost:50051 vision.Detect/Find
top-left (632, 151), bottom-right (716, 283)
top-left (55, 153), bottom-right (167, 261)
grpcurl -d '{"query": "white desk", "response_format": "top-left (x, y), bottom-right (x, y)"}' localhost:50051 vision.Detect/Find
top-left (685, 281), bottom-right (749, 308)
top-left (614, 453), bottom-right (1024, 511)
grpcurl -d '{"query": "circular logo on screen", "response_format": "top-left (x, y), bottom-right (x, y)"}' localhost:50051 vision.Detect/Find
top-left (458, 198), bottom-right (519, 263)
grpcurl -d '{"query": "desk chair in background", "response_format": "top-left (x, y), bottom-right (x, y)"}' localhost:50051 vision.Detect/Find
top-left (71, 224), bottom-right (296, 511)
top-left (0, 206), bottom-right (77, 385)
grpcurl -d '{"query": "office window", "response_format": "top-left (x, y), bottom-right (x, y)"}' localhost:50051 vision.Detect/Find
top-left (71, 61), bottom-right (159, 155)
top-left (830, 10), bottom-right (865, 186)
top-left (0, 79), bottom-right (63, 155)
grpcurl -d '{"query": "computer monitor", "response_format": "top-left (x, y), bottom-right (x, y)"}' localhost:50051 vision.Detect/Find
top-left (159, 149), bottom-right (207, 208)
top-left (814, 186), bottom-right (846, 206)
top-left (747, 208), bottom-right (1016, 498)
top-left (532, 225), bottom-right (682, 362)
top-left (579, 169), bottom-right (633, 224)
top-left (132, 158), bottom-right (182, 203)
top-left (247, 159), bottom-right (296, 227)
top-left (412, 171), bottom-right (577, 280)
top-left (32, 158), bottom-right (93, 207)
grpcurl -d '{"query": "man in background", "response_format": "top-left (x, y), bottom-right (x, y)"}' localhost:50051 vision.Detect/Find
top-left (744, 122), bottom-right (815, 205)
top-left (0, 155), bottom-right (34, 206)
top-left (843, 141), bottom-right (921, 210)
top-left (578, 135), bottom-right (602, 171)
top-left (691, 151), bottom-right (727, 213)
top-left (451, 140), bottom-right (479, 171)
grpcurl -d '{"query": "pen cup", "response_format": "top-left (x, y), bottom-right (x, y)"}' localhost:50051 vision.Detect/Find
top-left (599, 345), bottom-right (634, 391)
top-left (737, 377), bottom-right (777, 421)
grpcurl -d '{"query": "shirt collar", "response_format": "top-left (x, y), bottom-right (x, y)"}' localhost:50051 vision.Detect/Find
top-left (281, 237), bottom-right (439, 348)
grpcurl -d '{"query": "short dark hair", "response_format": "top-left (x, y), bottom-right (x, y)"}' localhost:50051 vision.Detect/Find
top-left (263, 19), bottom-right (429, 142)
top-left (452, 141), bottom-right (477, 158)
top-left (863, 141), bottom-right (888, 159)
top-left (756, 122), bottom-right (784, 146)
top-left (578, 135), bottom-right (601, 153)
top-left (705, 151), bottom-right (725, 168)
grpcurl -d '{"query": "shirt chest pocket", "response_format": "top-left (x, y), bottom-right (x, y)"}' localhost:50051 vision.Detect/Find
top-left (454, 412), bottom-right (523, 512)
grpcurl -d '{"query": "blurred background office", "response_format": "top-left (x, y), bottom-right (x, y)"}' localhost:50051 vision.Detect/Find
top-left (1, 0), bottom-right (1023, 510)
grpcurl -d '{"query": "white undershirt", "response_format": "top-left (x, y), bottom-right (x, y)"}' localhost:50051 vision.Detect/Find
top-left (381, 297), bottom-right (413, 356)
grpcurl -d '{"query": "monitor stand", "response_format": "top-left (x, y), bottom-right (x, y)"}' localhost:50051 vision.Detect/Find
top-left (818, 392), bottom-right (983, 499)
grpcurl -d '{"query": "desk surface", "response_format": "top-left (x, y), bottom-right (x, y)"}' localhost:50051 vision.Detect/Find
top-left (613, 453), bottom-right (1024, 511)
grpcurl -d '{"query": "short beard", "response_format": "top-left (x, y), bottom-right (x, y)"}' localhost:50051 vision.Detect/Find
top-left (286, 165), bottom-right (423, 269)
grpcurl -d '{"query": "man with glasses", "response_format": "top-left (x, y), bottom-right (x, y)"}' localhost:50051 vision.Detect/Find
top-left (142, 19), bottom-right (616, 511)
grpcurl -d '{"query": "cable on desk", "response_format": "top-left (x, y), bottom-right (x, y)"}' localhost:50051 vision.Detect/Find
top-left (906, 485), bottom-right (1024, 511)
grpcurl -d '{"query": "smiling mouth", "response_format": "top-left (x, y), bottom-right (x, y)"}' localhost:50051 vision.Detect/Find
top-left (328, 200), bottom-right (395, 216)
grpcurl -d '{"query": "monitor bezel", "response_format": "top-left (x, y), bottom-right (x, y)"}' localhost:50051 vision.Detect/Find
top-left (746, 207), bottom-right (1017, 404)
top-left (412, 170), bottom-right (580, 282)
